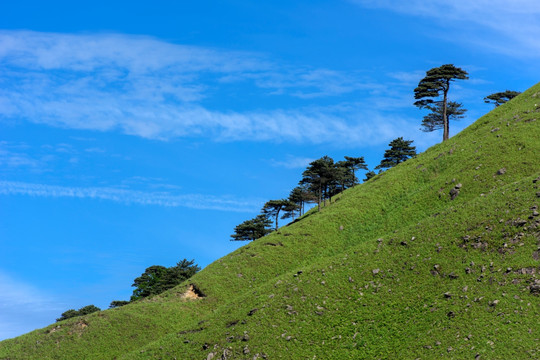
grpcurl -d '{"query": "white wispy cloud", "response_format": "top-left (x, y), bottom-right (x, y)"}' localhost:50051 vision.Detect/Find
top-left (350, 0), bottom-right (540, 58)
top-left (270, 155), bottom-right (316, 169)
top-left (0, 180), bottom-right (262, 212)
top-left (0, 30), bottom-right (405, 146)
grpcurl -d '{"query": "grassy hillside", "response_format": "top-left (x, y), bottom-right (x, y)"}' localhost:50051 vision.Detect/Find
top-left (1, 83), bottom-right (540, 359)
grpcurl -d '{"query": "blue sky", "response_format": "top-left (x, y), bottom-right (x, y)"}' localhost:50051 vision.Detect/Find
top-left (1, 0), bottom-right (539, 340)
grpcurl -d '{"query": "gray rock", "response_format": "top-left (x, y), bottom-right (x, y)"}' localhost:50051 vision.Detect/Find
top-left (530, 280), bottom-right (540, 295)
top-left (496, 168), bottom-right (506, 175)
top-left (449, 184), bottom-right (461, 200)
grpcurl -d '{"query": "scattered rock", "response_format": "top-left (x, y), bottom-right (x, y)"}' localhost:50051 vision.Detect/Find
top-left (530, 280), bottom-right (540, 295)
top-left (449, 184), bottom-right (462, 200)
top-left (491, 127), bottom-right (500, 133)
top-left (243, 346), bottom-right (250, 355)
top-left (496, 168), bottom-right (506, 175)
top-left (443, 292), bottom-right (452, 299)
top-left (247, 308), bottom-right (258, 316)
top-left (372, 269), bottom-right (380, 275)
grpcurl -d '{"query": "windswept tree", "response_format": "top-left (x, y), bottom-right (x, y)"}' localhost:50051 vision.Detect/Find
top-left (131, 259), bottom-right (200, 301)
top-left (57, 305), bottom-right (101, 322)
top-left (414, 64), bottom-right (469, 141)
top-left (421, 101), bottom-right (467, 132)
top-left (280, 200), bottom-right (302, 222)
top-left (484, 90), bottom-right (521, 107)
top-left (334, 161), bottom-right (353, 194)
top-left (109, 300), bottom-right (129, 308)
top-left (343, 156), bottom-right (368, 185)
top-left (363, 170), bottom-right (376, 182)
top-left (300, 156), bottom-right (335, 211)
top-left (262, 199), bottom-right (296, 230)
top-left (231, 215), bottom-right (272, 241)
top-left (375, 137), bottom-right (416, 171)
top-left (286, 185), bottom-right (315, 217)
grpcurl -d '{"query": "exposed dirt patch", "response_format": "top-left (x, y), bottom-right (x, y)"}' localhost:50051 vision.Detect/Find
top-left (182, 284), bottom-right (206, 300)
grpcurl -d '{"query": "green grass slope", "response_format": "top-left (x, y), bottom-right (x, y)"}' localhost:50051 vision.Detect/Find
top-left (1, 83), bottom-right (540, 359)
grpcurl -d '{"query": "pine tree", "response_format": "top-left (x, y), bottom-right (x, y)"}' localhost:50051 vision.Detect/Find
top-left (286, 185), bottom-right (315, 217)
top-left (300, 156), bottom-right (335, 211)
top-left (343, 156), bottom-right (368, 185)
top-left (363, 170), bottom-right (376, 182)
top-left (414, 64), bottom-right (469, 141)
top-left (421, 101), bottom-right (467, 132)
top-left (375, 137), bottom-right (416, 170)
top-left (484, 90), bottom-right (521, 107)
top-left (262, 199), bottom-right (296, 230)
top-left (230, 215), bottom-right (272, 241)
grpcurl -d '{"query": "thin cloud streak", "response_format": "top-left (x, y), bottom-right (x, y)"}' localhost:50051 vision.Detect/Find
top-left (351, 0), bottom-right (540, 58)
top-left (270, 155), bottom-right (316, 169)
top-left (0, 181), bottom-right (261, 212)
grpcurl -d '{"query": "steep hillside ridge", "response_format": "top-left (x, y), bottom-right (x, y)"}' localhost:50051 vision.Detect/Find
top-left (1, 83), bottom-right (539, 359)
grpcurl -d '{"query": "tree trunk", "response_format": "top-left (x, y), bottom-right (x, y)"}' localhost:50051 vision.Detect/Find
top-left (442, 81), bottom-right (449, 141)
top-left (317, 183), bottom-right (321, 211)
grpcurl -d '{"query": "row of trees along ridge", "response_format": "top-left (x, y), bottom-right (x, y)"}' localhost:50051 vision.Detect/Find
top-left (230, 142), bottom-right (417, 241)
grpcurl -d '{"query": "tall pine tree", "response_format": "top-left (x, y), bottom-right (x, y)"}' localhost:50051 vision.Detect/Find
top-left (375, 137), bottom-right (416, 170)
top-left (421, 101), bottom-right (466, 132)
top-left (343, 156), bottom-right (368, 186)
top-left (262, 199), bottom-right (296, 230)
top-left (300, 156), bottom-right (335, 211)
top-left (414, 64), bottom-right (468, 141)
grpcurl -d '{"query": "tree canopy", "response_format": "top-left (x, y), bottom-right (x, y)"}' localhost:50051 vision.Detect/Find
top-left (420, 101), bottom-right (467, 132)
top-left (56, 305), bottom-right (101, 322)
top-left (131, 259), bottom-right (200, 301)
top-left (414, 64), bottom-right (469, 141)
top-left (343, 156), bottom-right (368, 186)
top-left (262, 199), bottom-right (296, 230)
top-left (375, 137), bottom-right (416, 170)
top-left (484, 90), bottom-right (521, 107)
top-left (363, 170), bottom-right (376, 182)
top-left (230, 214), bottom-right (272, 241)
top-left (300, 156), bottom-right (335, 211)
